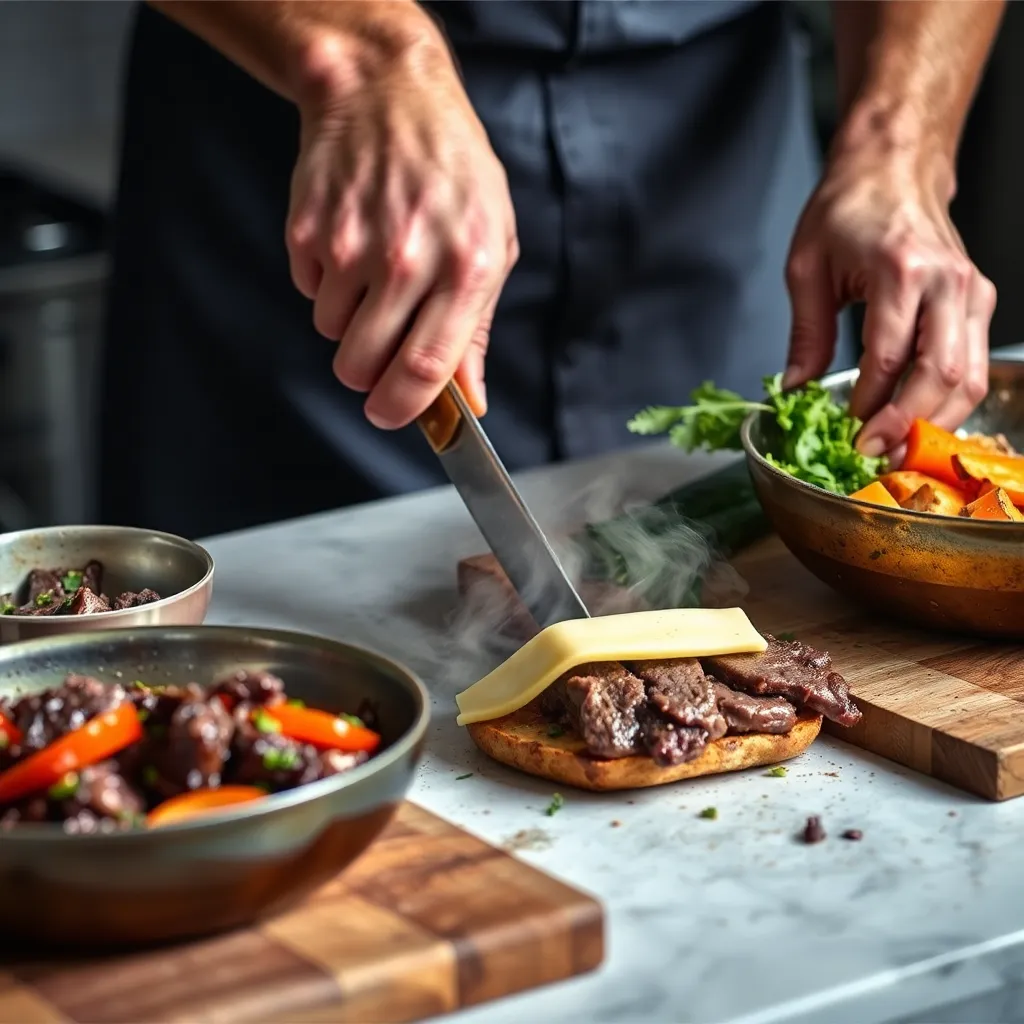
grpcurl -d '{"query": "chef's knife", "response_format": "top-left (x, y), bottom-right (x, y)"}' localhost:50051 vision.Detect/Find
top-left (419, 382), bottom-right (590, 629)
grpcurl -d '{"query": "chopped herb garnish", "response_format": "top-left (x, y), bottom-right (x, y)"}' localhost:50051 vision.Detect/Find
top-left (61, 571), bottom-right (83, 593)
top-left (455, 772), bottom-right (473, 781)
top-left (137, 709), bottom-right (150, 723)
top-left (287, 698), bottom-right (306, 708)
top-left (628, 374), bottom-right (887, 496)
top-left (0, 602), bottom-right (15, 616)
top-left (253, 708), bottom-right (281, 734)
top-left (262, 746), bottom-right (301, 772)
top-left (339, 713), bottom-right (364, 728)
top-left (0, 734), bottom-right (8, 750)
top-left (545, 792), bottom-right (564, 816)
top-left (48, 772), bottom-right (79, 801)
top-left (547, 724), bottom-right (565, 738)
top-left (776, 632), bottom-right (797, 642)
top-left (699, 806), bottom-right (718, 820)
top-left (34, 591), bottom-right (53, 607)
top-left (766, 766), bottom-right (788, 777)
top-left (142, 766), bottom-right (159, 787)
top-left (132, 680), bottom-right (150, 691)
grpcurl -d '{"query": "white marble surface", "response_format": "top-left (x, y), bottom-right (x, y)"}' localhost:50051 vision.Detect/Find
top-left (198, 435), bottom-right (1024, 1024)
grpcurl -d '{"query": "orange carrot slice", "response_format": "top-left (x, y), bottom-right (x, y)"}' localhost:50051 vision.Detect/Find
top-left (147, 786), bottom-right (267, 827)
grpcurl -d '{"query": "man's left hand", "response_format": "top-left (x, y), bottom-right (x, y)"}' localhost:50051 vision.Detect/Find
top-left (783, 148), bottom-right (996, 459)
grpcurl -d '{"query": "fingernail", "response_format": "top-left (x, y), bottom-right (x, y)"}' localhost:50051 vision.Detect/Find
top-left (364, 403), bottom-right (394, 431)
top-left (858, 435), bottom-right (887, 458)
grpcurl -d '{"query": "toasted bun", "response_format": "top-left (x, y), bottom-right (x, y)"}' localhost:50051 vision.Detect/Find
top-left (466, 699), bottom-right (823, 792)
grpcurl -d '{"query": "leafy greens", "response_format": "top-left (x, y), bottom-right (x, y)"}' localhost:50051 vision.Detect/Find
top-left (627, 373), bottom-right (887, 496)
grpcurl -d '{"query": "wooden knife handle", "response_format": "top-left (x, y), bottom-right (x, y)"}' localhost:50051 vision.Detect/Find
top-left (417, 382), bottom-right (466, 455)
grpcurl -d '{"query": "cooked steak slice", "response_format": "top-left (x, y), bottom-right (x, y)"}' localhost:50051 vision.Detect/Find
top-left (711, 681), bottom-right (796, 734)
top-left (638, 712), bottom-right (708, 766)
top-left (66, 586), bottom-right (111, 615)
top-left (7, 674), bottom-right (127, 752)
top-left (25, 568), bottom-right (63, 604)
top-left (629, 658), bottom-right (727, 740)
top-left (542, 661), bottom-right (646, 759)
top-left (112, 588), bottom-right (162, 610)
top-left (702, 635), bottom-right (861, 727)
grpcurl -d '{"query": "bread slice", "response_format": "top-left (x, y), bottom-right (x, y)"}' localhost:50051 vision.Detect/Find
top-left (466, 698), bottom-right (822, 792)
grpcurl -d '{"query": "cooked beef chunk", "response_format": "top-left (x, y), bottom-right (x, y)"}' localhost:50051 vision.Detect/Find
top-left (702, 635), bottom-right (861, 727)
top-left (26, 568), bottom-right (64, 604)
top-left (711, 681), bottom-right (797, 734)
top-left (211, 669), bottom-right (286, 709)
top-left (630, 659), bottom-right (727, 739)
top-left (0, 761), bottom-right (144, 834)
top-left (6, 675), bottom-right (126, 754)
top-left (542, 661), bottom-right (646, 759)
top-left (0, 560), bottom-right (161, 616)
top-left (66, 587), bottom-right (111, 615)
top-left (638, 713), bottom-right (708, 766)
top-left (227, 722), bottom-right (368, 792)
top-left (112, 588), bottom-right (162, 610)
top-left (143, 688), bottom-right (236, 798)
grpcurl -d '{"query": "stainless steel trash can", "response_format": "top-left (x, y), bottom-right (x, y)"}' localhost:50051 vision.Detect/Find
top-left (0, 166), bottom-right (109, 530)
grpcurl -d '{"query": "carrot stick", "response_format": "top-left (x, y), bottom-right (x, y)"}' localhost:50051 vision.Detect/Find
top-left (903, 420), bottom-right (998, 487)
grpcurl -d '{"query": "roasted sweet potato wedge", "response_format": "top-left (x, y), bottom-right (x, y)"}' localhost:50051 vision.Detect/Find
top-left (849, 480), bottom-right (901, 509)
top-left (960, 486), bottom-right (1024, 522)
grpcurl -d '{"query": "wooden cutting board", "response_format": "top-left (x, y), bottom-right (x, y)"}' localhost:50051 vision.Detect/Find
top-left (732, 536), bottom-right (1024, 802)
top-left (0, 803), bottom-right (603, 1024)
top-left (459, 537), bottom-right (1024, 802)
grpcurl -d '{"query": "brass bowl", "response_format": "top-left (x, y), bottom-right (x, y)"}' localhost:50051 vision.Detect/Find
top-left (0, 625), bottom-right (429, 948)
top-left (0, 525), bottom-right (214, 643)
top-left (740, 357), bottom-right (1024, 638)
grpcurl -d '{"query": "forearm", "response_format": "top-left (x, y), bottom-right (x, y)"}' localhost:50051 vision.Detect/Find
top-left (147, 0), bottom-right (451, 110)
top-left (830, 0), bottom-right (1005, 189)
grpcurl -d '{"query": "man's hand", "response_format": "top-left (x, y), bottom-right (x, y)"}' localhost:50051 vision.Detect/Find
top-left (151, 1), bottom-right (517, 428)
top-left (783, 0), bottom-right (1004, 459)
top-left (288, 32), bottom-right (518, 428)
top-left (785, 145), bottom-right (995, 458)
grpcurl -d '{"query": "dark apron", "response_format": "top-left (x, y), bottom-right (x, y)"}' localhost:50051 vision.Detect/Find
top-left (100, 0), bottom-right (850, 539)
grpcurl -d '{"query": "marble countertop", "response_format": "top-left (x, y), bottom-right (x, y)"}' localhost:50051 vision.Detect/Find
top-left (200, 429), bottom-right (1024, 1024)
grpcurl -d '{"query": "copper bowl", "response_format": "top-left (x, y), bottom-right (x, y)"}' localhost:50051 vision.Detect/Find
top-left (0, 525), bottom-right (214, 643)
top-left (0, 625), bottom-right (429, 948)
top-left (740, 357), bottom-right (1024, 638)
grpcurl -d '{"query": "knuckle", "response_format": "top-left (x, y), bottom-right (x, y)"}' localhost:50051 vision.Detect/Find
top-left (328, 228), bottom-right (364, 271)
top-left (927, 356), bottom-right (964, 389)
top-left (451, 240), bottom-right (497, 291)
top-left (785, 251), bottom-right (815, 289)
top-left (946, 259), bottom-right (972, 293)
top-left (402, 343), bottom-right (451, 388)
top-left (286, 215), bottom-right (316, 255)
top-left (384, 239), bottom-right (421, 284)
top-left (978, 274), bottom-right (998, 315)
top-left (964, 374), bottom-right (989, 405)
top-left (871, 348), bottom-right (906, 378)
top-left (881, 243), bottom-right (924, 287)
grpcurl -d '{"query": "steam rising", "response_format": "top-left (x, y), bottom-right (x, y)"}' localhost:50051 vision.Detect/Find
top-left (440, 476), bottom-right (749, 674)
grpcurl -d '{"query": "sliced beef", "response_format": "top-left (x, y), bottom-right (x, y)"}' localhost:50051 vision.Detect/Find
top-left (25, 568), bottom-right (64, 604)
top-left (541, 661), bottom-right (646, 759)
top-left (66, 587), bottom-right (111, 615)
top-left (140, 686), bottom-right (236, 798)
top-left (6, 674), bottom-right (127, 753)
top-left (0, 761), bottom-right (144, 833)
top-left (702, 635), bottom-right (861, 727)
top-left (638, 713), bottom-right (708, 766)
top-left (630, 659), bottom-right (727, 739)
top-left (210, 669), bottom-right (286, 710)
top-left (112, 588), bottom-right (162, 610)
top-left (711, 681), bottom-right (796, 734)
top-left (226, 720), bottom-right (368, 792)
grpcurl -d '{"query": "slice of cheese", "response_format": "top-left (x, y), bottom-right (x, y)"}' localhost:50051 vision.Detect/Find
top-left (455, 607), bottom-right (767, 726)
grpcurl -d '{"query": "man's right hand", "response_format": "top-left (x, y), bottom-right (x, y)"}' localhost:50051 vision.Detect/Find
top-left (151, 0), bottom-right (518, 429)
top-left (286, 20), bottom-right (518, 428)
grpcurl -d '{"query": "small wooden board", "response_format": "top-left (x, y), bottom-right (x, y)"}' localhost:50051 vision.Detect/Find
top-left (459, 540), bottom-right (1024, 802)
top-left (0, 803), bottom-right (604, 1024)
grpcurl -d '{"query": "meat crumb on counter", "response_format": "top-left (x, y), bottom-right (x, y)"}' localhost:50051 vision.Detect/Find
top-left (801, 815), bottom-right (827, 843)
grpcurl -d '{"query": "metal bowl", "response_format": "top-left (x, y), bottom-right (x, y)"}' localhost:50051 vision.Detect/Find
top-left (0, 525), bottom-right (214, 643)
top-left (740, 357), bottom-right (1024, 639)
top-left (0, 625), bottom-right (429, 948)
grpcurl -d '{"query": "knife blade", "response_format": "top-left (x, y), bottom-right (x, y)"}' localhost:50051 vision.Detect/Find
top-left (419, 382), bottom-right (590, 629)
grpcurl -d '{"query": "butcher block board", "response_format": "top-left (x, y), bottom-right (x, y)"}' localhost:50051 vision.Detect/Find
top-left (459, 539), bottom-right (1024, 802)
top-left (0, 803), bottom-right (604, 1024)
